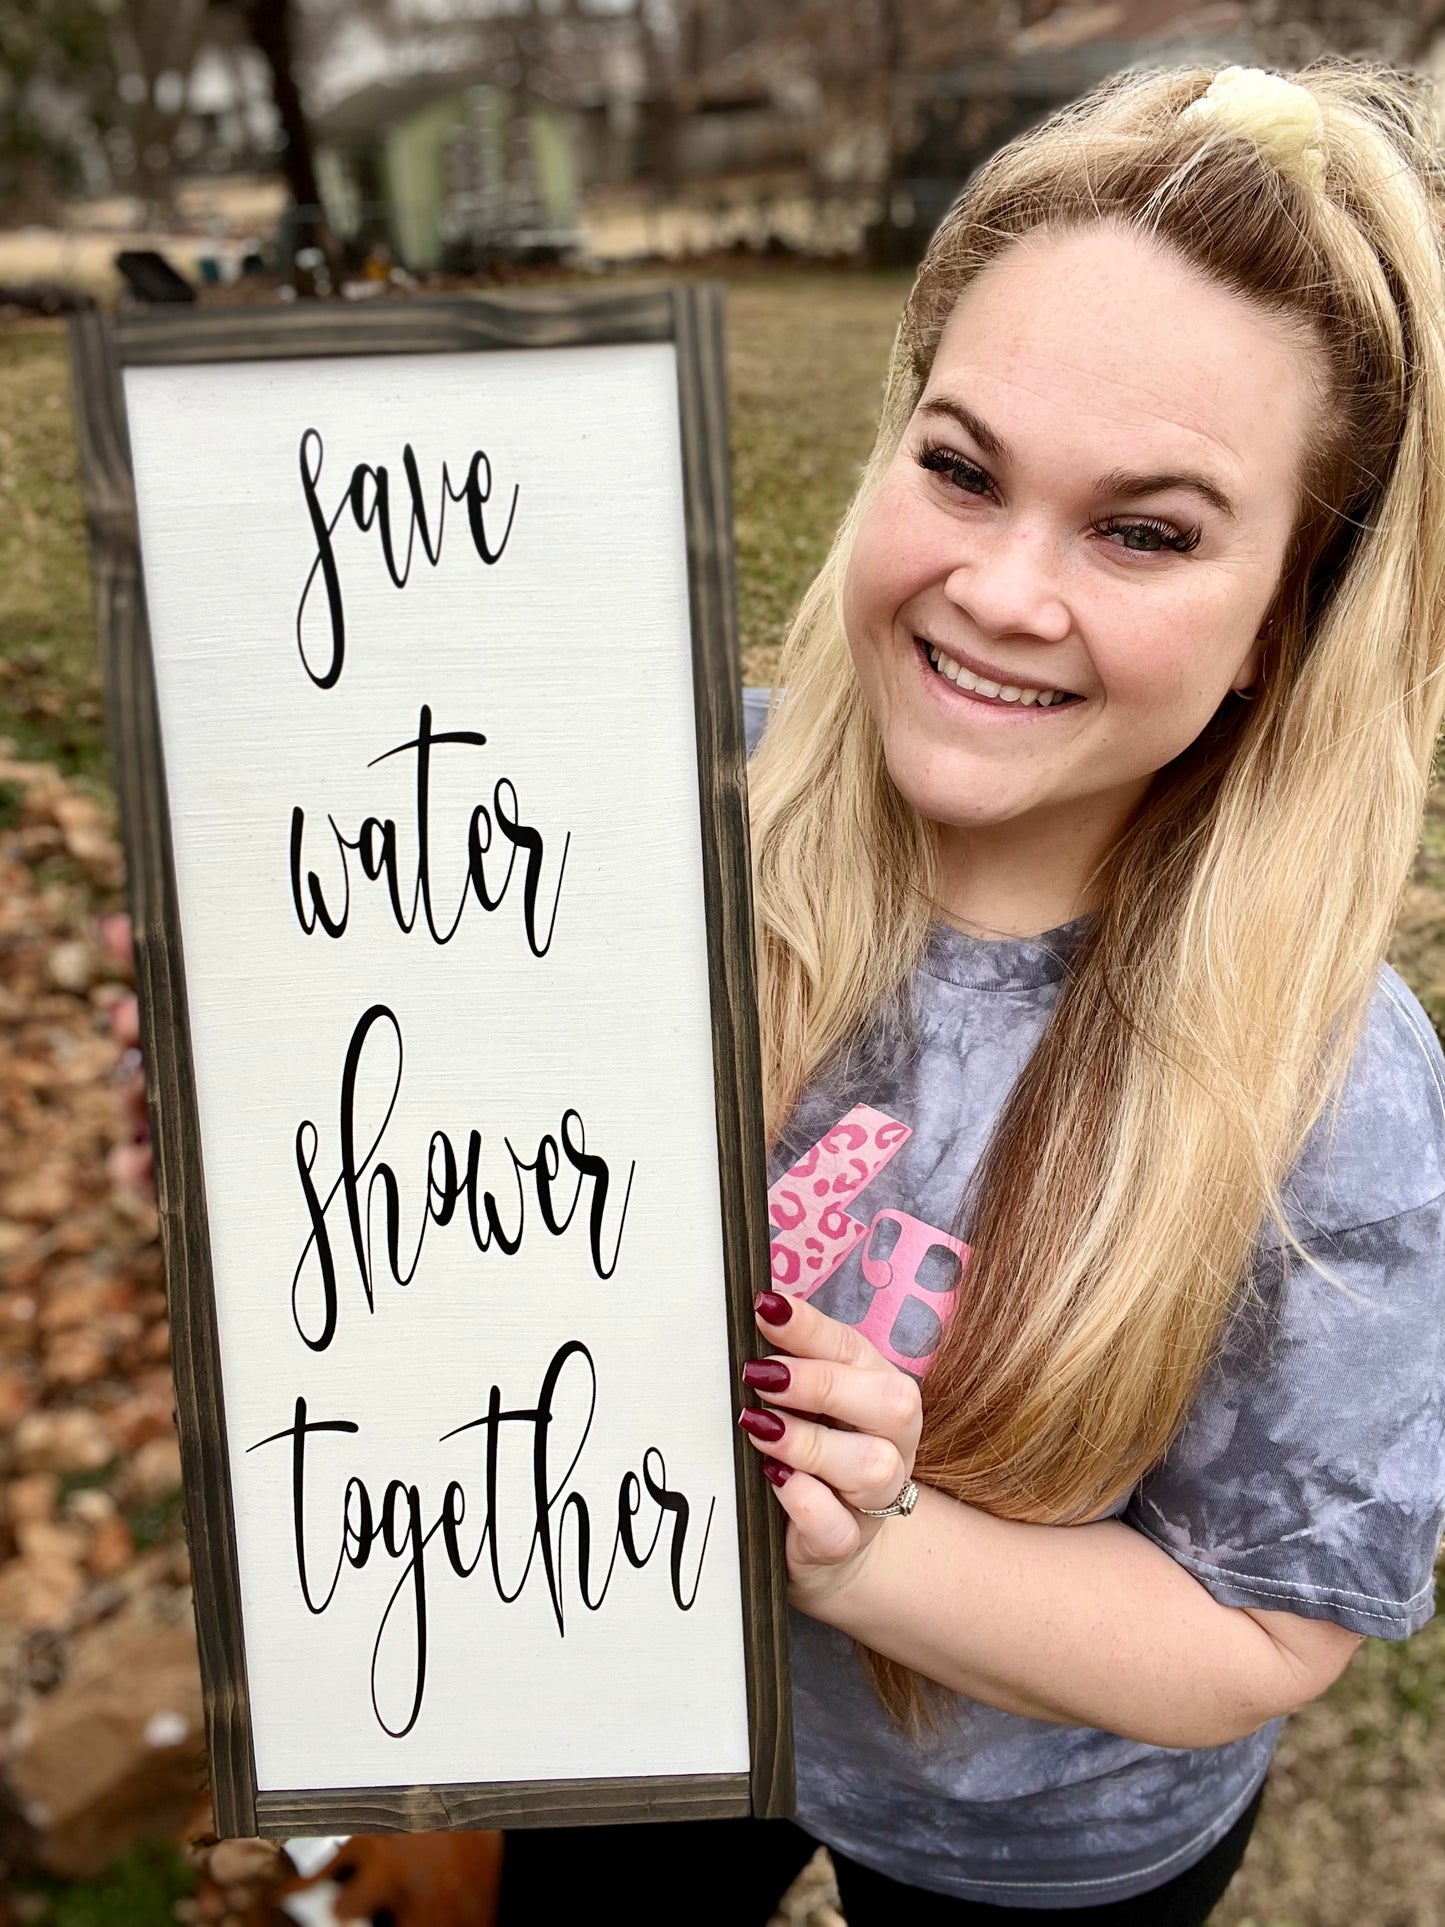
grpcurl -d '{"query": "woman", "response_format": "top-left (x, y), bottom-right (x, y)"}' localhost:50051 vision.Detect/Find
top-left (499, 59), bottom-right (1445, 1922)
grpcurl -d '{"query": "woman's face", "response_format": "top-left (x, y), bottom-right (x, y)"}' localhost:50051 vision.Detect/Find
top-left (843, 223), bottom-right (1320, 842)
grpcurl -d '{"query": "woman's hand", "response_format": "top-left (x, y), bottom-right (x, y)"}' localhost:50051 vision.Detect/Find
top-left (739, 1291), bottom-right (922, 1610)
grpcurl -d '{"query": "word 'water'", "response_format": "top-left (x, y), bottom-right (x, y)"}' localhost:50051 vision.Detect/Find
top-left (289, 705), bottom-right (569, 954)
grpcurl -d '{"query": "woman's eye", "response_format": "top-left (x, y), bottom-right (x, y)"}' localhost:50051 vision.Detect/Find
top-left (916, 442), bottom-right (993, 498)
top-left (1099, 517), bottom-right (1201, 555)
top-left (910, 451), bottom-right (1201, 555)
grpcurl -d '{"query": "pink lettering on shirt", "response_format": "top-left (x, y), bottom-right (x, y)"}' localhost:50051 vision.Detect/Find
top-left (768, 1104), bottom-right (909, 1291)
top-left (767, 1104), bottom-right (969, 1373)
top-left (857, 1208), bottom-right (967, 1376)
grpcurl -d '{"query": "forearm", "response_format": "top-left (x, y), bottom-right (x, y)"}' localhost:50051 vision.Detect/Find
top-left (802, 1486), bottom-right (1325, 1748)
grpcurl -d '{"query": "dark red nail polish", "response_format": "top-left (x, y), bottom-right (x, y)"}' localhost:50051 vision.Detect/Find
top-left (739, 1406), bottom-right (786, 1442)
top-left (762, 1459), bottom-right (794, 1488)
top-left (743, 1358), bottom-right (791, 1393)
top-left (754, 1291), bottom-right (794, 1326)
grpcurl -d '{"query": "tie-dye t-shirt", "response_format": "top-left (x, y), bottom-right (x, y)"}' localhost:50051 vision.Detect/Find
top-left (743, 689), bottom-right (1445, 1909)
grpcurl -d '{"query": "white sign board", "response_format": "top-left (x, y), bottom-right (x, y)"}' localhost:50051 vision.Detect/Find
top-left (72, 290), bottom-right (788, 1836)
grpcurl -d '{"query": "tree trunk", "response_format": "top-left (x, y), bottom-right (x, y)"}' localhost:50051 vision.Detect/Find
top-left (241, 0), bottom-right (320, 209)
top-left (237, 0), bottom-right (343, 288)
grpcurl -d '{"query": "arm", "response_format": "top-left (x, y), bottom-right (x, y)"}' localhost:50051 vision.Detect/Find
top-left (743, 1293), bottom-right (1361, 1749)
top-left (792, 1485), bottom-right (1360, 1747)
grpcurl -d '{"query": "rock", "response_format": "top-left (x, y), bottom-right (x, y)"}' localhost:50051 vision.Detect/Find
top-left (12, 1409), bottom-right (112, 1476)
top-left (5, 1604), bottom-right (206, 1878)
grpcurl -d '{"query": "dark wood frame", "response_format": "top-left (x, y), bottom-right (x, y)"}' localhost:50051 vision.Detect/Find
top-left (68, 285), bottom-right (793, 1838)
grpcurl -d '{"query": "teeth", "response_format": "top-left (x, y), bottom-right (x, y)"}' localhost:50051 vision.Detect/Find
top-left (927, 644), bottom-right (1070, 708)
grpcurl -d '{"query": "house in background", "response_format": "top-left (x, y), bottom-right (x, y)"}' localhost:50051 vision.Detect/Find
top-left (878, 5), bottom-right (1254, 260)
top-left (309, 36), bottom-right (822, 270)
top-left (306, 0), bottom-right (1445, 275)
top-left (314, 66), bottom-right (586, 271)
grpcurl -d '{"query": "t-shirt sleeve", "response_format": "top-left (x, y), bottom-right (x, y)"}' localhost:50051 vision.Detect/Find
top-left (1123, 966), bottom-right (1445, 1640)
top-left (742, 686), bottom-right (773, 760)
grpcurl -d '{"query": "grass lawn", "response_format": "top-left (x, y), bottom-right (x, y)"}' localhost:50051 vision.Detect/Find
top-left (4, 272), bottom-right (1445, 1923)
top-left (0, 324), bottom-right (108, 778)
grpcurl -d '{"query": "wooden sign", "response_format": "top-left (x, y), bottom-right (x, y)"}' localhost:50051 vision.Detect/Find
top-left (68, 288), bottom-right (792, 1839)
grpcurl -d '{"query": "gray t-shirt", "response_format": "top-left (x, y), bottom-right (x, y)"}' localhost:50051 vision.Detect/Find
top-left (743, 688), bottom-right (1445, 1909)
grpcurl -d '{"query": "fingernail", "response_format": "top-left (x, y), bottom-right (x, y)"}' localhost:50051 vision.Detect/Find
top-left (739, 1407), bottom-right (786, 1442)
top-left (754, 1291), bottom-right (794, 1326)
top-left (743, 1358), bottom-right (791, 1393)
top-left (762, 1459), bottom-right (794, 1488)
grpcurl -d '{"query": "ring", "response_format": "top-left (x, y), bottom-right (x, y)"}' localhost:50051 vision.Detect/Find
top-left (855, 1478), bottom-right (920, 1519)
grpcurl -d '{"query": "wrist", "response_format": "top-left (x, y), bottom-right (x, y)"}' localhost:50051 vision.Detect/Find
top-left (788, 1512), bottom-right (893, 1622)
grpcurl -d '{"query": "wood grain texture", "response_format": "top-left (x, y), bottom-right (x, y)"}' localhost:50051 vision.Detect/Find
top-left (671, 282), bottom-right (796, 1820)
top-left (116, 286), bottom-right (675, 366)
top-left (68, 289), bottom-right (792, 1835)
top-left (256, 1772), bottom-right (752, 1836)
top-left (67, 311), bottom-right (259, 1837)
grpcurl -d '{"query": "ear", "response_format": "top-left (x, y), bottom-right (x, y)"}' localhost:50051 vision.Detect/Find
top-left (1231, 630), bottom-right (1267, 696)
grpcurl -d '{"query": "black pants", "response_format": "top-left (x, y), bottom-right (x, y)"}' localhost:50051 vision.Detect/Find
top-left (498, 1778), bottom-right (1265, 1925)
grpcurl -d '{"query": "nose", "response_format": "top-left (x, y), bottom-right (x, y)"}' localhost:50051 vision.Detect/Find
top-left (942, 517), bottom-right (1073, 646)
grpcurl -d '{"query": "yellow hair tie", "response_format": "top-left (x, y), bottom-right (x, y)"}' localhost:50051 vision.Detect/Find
top-left (1180, 66), bottom-right (1327, 190)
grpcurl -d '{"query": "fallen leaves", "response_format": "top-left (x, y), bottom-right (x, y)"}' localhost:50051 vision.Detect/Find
top-left (0, 743), bottom-right (194, 1880)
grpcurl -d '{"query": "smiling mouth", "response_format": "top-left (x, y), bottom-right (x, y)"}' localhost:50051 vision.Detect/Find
top-left (919, 638), bottom-right (1083, 709)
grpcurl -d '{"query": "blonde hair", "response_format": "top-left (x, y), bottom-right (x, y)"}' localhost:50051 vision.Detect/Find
top-left (747, 60), bottom-right (1445, 1724)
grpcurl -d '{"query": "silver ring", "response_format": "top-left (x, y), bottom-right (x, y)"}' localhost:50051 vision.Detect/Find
top-left (855, 1478), bottom-right (920, 1519)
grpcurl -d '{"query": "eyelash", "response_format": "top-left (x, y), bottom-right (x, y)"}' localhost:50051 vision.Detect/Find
top-left (915, 441), bottom-right (1203, 556)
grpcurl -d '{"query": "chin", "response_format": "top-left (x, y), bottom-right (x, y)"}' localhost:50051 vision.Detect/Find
top-left (880, 749), bottom-right (1022, 832)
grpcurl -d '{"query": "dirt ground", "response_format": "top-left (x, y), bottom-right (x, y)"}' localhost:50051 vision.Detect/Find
top-left (3, 269), bottom-right (1445, 1924)
top-left (0, 179), bottom-right (874, 302)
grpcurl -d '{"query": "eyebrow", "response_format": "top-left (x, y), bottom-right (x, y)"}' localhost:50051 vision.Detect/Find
top-left (917, 397), bottom-right (1238, 520)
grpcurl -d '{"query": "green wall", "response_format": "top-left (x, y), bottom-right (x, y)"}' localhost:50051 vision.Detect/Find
top-left (383, 94), bottom-right (468, 271)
